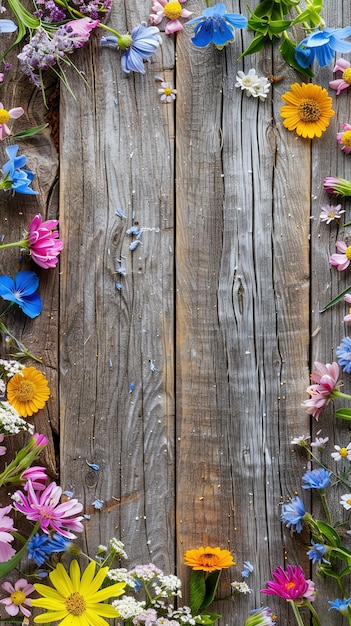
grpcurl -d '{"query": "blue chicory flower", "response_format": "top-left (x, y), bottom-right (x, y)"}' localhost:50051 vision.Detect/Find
top-left (101, 22), bottom-right (162, 74)
top-left (302, 467), bottom-right (331, 490)
top-left (187, 3), bottom-right (247, 49)
top-left (241, 560), bottom-right (254, 578)
top-left (280, 496), bottom-right (306, 533)
top-left (2, 144), bottom-right (38, 195)
top-left (336, 337), bottom-right (351, 373)
top-left (0, 270), bottom-right (42, 318)
top-left (329, 597), bottom-right (351, 616)
top-left (295, 27), bottom-right (351, 69)
top-left (307, 540), bottom-right (330, 565)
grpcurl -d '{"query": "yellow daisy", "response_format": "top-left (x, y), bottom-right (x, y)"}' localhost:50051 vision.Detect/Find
top-left (32, 560), bottom-right (125, 625)
top-left (7, 366), bottom-right (50, 417)
top-left (183, 546), bottom-right (235, 572)
top-left (280, 82), bottom-right (334, 139)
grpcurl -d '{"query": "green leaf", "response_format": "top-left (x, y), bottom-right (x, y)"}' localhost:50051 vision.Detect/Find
top-left (189, 571), bottom-right (206, 615)
top-left (196, 612), bottom-right (222, 625)
top-left (267, 19), bottom-right (291, 34)
top-left (320, 286), bottom-right (351, 312)
top-left (336, 408), bottom-right (351, 421)
top-left (11, 123), bottom-right (49, 139)
top-left (202, 570), bottom-right (222, 609)
top-left (291, 7), bottom-right (323, 27)
top-left (329, 546), bottom-right (351, 562)
top-left (279, 38), bottom-right (314, 77)
top-left (239, 33), bottom-right (266, 58)
top-left (315, 521), bottom-right (340, 547)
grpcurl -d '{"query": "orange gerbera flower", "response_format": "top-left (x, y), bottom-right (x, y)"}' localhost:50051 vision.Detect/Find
top-left (183, 546), bottom-right (235, 572)
top-left (280, 82), bottom-right (334, 139)
top-left (7, 366), bottom-right (50, 417)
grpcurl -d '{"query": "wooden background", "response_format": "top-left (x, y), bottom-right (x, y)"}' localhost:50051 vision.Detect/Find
top-left (1, 0), bottom-right (351, 623)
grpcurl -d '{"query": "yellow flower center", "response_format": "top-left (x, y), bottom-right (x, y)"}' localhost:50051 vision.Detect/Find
top-left (327, 211), bottom-right (336, 218)
top-left (346, 246), bottom-right (351, 260)
top-left (340, 447), bottom-right (349, 458)
top-left (0, 109), bottom-right (10, 124)
top-left (164, 87), bottom-right (173, 96)
top-left (16, 379), bottom-right (36, 401)
top-left (163, 1), bottom-right (182, 20)
top-left (10, 590), bottom-right (26, 606)
top-left (348, 498), bottom-right (351, 505)
top-left (342, 68), bottom-right (351, 84)
top-left (342, 130), bottom-right (351, 147)
top-left (298, 99), bottom-right (321, 122)
top-left (65, 592), bottom-right (86, 616)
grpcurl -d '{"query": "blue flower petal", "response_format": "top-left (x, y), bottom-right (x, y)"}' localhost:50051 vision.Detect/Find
top-left (18, 292), bottom-right (42, 318)
top-left (0, 275), bottom-right (15, 296)
top-left (15, 270), bottom-right (40, 296)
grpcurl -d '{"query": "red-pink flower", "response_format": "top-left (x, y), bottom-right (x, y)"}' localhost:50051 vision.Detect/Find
top-left (0, 504), bottom-right (16, 563)
top-left (337, 123), bottom-right (351, 154)
top-left (149, 0), bottom-right (192, 34)
top-left (261, 565), bottom-right (315, 603)
top-left (330, 58), bottom-right (351, 95)
top-left (13, 480), bottom-right (84, 538)
top-left (330, 241), bottom-right (351, 271)
top-left (0, 578), bottom-right (34, 617)
top-left (302, 361), bottom-right (340, 421)
top-left (27, 214), bottom-right (63, 269)
top-left (64, 17), bottom-right (99, 48)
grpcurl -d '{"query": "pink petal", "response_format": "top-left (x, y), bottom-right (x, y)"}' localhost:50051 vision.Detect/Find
top-left (9, 107), bottom-right (24, 119)
top-left (333, 58), bottom-right (350, 72)
top-left (329, 79), bottom-right (349, 95)
top-left (165, 19), bottom-right (183, 33)
top-left (180, 8), bottom-right (192, 17)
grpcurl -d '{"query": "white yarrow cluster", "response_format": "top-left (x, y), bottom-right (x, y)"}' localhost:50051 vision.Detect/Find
top-left (112, 597), bottom-right (146, 619)
top-left (107, 568), bottom-right (138, 589)
top-left (235, 69), bottom-right (271, 101)
top-left (0, 358), bottom-right (25, 378)
top-left (153, 574), bottom-right (182, 597)
top-left (0, 402), bottom-right (34, 434)
top-left (110, 537), bottom-right (128, 559)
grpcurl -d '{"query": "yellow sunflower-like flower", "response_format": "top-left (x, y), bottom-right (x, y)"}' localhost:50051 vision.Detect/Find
top-left (31, 560), bottom-right (125, 625)
top-left (7, 366), bottom-right (50, 417)
top-left (280, 82), bottom-right (334, 139)
top-left (183, 546), bottom-right (235, 572)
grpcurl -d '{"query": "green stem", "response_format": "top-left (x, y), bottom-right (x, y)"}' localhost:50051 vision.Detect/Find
top-left (54, 0), bottom-right (123, 36)
top-left (306, 602), bottom-right (322, 626)
top-left (0, 322), bottom-right (42, 363)
top-left (319, 490), bottom-right (331, 525)
top-left (288, 601), bottom-right (305, 626)
top-left (332, 391), bottom-right (351, 401)
top-left (0, 239), bottom-right (28, 251)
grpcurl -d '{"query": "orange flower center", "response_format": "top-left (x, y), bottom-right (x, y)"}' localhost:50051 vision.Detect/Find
top-left (0, 109), bottom-right (10, 124)
top-left (285, 581), bottom-right (296, 590)
top-left (342, 68), bottom-right (351, 84)
top-left (65, 592), bottom-right (86, 616)
top-left (164, 1), bottom-right (182, 20)
top-left (16, 379), bottom-right (36, 402)
top-left (346, 246), bottom-right (351, 261)
top-left (342, 130), bottom-right (351, 147)
top-left (298, 99), bottom-right (321, 122)
top-left (340, 447), bottom-right (349, 458)
top-left (10, 590), bottom-right (26, 606)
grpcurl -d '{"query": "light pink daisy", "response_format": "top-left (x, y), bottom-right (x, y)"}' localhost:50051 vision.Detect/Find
top-left (330, 241), bottom-right (351, 271)
top-left (319, 204), bottom-right (345, 224)
top-left (337, 123), bottom-right (351, 154)
top-left (344, 294), bottom-right (351, 322)
top-left (0, 504), bottom-right (16, 563)
top-left (0, 103), bottom-right (24, 140)
top-left (13, 479), bottom-right (84, 539)
top-left (330, 58), bottom-right (351, 95)
top-left (149, 0), bottom-right (192, 34)
top-left (310, 361), bottom-right (340, 389)
top-left (302, 361), bottom-right (340, 421)
top-left (0, 579), bottom-right (34, 617)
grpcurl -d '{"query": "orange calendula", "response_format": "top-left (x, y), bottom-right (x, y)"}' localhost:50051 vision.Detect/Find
top-left (7, 366), bottom-right (50, 417)
top-left (280, 82), bottom-right (334, 139)
top-left (183, 546), bottom-right (235, 572)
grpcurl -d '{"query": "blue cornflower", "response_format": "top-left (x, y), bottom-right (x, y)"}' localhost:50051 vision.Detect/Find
top-left (0, 270), bottom-right (42, 318)
top-left (241, 560), bottom-right (254, 578)
top-left (187, 3), bottom-right (247, 49)
top-left (281, 496), bottom-right (306, 533)
top-left (28, 532), bottom-right (52, 566)
top-left (45, 532), bottom-right (72, 554)
top-left (329, 597), bottom-right (351, 616)
top-left (295, 27), bottom-right (351, 69)
top-left (307, 540), bottom-right (330, 565)
top-left (101, 22), bottom-right (162, 74)
top-left (1, 144), bottom-right (38, 195)
top-left (336, 337), bottom-right (351, 373)
top-left (302, 467), bottom-right (331, 490)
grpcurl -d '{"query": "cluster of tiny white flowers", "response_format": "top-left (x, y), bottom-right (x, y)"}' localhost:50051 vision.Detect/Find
top-left (235, 69), bottom-right (271, 101)
top-left (0, 402), bottom-right (33, 434)
top-left (129, 563), bottom-right (163, 582)
top-left (153, 574), bottom-right (182, 597)
top-left (110, 537), bottom-right (128, 559)
top-left (107, 567), bottom-right (138, 588)
top-left (170, 606), bottom-right (198, 625)
top-left (0, 379), bottom-right (5, 396)
top-left (231, 581), bottom-right (252, 594)
top-left (0, 359), bottom-right (25, 378)
top-left (112, 597), bottom-right (146, 619)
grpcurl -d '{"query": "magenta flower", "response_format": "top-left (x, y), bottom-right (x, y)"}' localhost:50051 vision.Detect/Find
top-left (27, 214), bottom-right (63, 269)
top-left (149, 0), bottom-right (192, 34)
top-left (344, 294), bottom-right (351, 322)
top-left (330, 241), bottom-right (351, 271)
top-left (319, 204), bottom-right (345, 223)
top-left (261, 565), bottom-right (315, 603)
top-left (0, 103), bottom-right (24, 140)
top-left (0, 578), bottom-right (34, 617)
top-left (324, 176), bottom-right (351, 196)
top-left (302, 361), bottom-right (340, 420)
top-left (0, 504), bottom-right (16, 562)
top-left (62, 17), bottom-right (99, 48)
top-left (330, 58), bottom-right (351, 95)
top-left (30, 432), bottom-right (49, 448)
top-left (13, 480), bottom-right (84, 538)
top-left (21, 465), bottom-right (48, 491)
top-left (337, 123), bottom-right (351, 154)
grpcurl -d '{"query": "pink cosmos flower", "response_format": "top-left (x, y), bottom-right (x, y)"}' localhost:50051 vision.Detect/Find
top-left (21, 466), bottom-right (48, 491)
top-left (337, 123), bottom-right (351, 154)
top-left (64, 17), bottom-right (99, 48)
top-left (344, 294), bottom-right (351, 322)
top-left (261, 565), bottom-right (315, 603)
top-left (13, 480), bottom-right (84, 539)
top-left (0, 504), bottom-right (16, 562)
top-left (0, 579), bottom-right (34, 617)
top-left (0, 433), bottom-right (6, 456)
top-left (302, 361), bottom-right (340, 421)
top-left (149, 0), bottom-right (192, 34)
top-left (329, 58), bottom-right (351, 95)
top-left (330, 241), bottom-right (351, 271)
top-left (0, 103), bottom-right (24, 140)
top-left (319, 204), bottom-right (345, 224)
top-left (27, 214), bottom-right (63, 269)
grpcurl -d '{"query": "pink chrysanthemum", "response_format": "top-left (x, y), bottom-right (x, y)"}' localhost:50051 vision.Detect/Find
top-left (302, 361), bottom-right (340, 421)
top-left (330, 241), bottom-right (351, 271)
top-left (13, 480), bottom-right (84, 539)
top-left (261, 565), bottom-right (315, 602)
top-left (0, 578), bottom-right (34, 617)
top-left (27, 214), bottom-right (63, 269)
top-left (149, 0), bottom-right (192, 34)
top-left (337, 123), bottom-right (351, 154)
top-left (0, 504), bottom-right (16, 563)
top-left (330, 58), bottom-right (351, 95)
top-left (0, 103), bottom-right (24, 140)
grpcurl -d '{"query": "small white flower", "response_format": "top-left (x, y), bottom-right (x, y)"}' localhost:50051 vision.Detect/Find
top-left (110, 537), bottom-right (128, 559)
top-left (231, 581), bottom-right (252, 594)
top-left (158, 82), bottom-right (177, 103)
top-left (112, 597), bottom-right (146, 619)
top-left (235, 70), bottom-right (270, 101)
top-left (331, 443), bottom-right (351, 461)
top-left (252, 76), bottom-right (271, 101)
top-left (291, 434), bottom-right (310, 446)
top-left (340, 494), bottom-right (351, 510)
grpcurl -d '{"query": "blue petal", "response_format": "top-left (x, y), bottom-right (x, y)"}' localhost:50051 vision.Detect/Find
top-left (14, 271), bottom-right (40, 296)
top-left (314, 44), bottom-right (335, 66)
top-left (223, 13), bottom-right (248, 28)
top-left (328, 35), bottom-right (351, 53)
top-left (0, 275), bottom-right (15, 297)
top-left (304, 31), bottom-right (331, 47)
top-left (121, 49), bottom-right (145, 73)
top-left (295, 43), bottom-right (314, 68)
top-left (211, 20), bottom-right (235, 46)
top-left (19, 292), bottom-right (42, 318)
top-left (202, 3), bottom-right (227, 17)
top-left (0, 19), bottom-right (17, 33)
